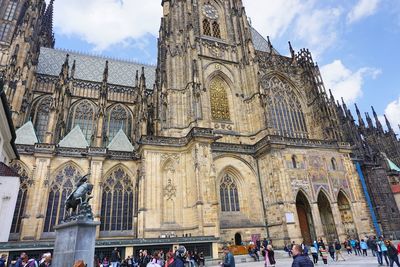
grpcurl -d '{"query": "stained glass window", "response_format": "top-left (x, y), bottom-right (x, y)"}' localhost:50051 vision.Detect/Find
top-left (43, 165), bottom-right (81, 232)
top-left (0, 23), bottom-right (10, 42)
top-left (262, 76), bottom-right (308, 138)
top-left (220, 174), bottom-right (240, 212)
top-left (100, 168), bottom-right (134, 231)
top-left (331, 158), bottom-right (337, 170)
top-left (69, 100), bottom-right (95, 143)
top-left (3, 1), bottom-right (17, 20)
top-left (203, 19), bottom-right (211, 36)
top-left (105, 105), bottom-right (132, 144)
top-left (31, 97), bottom-right (51, 143)
top-left (10, 162), bottom-right (32, 234)
top-left (210, 77), bottom-right (230, 121)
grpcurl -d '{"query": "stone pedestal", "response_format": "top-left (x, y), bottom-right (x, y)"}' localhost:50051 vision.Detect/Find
top-left (53, 219), bottom-right (100, 267)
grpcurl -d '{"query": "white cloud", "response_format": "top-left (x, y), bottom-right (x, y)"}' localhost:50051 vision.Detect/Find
top-left (320, 60), bottom-right (381, 103)
top-left (347, 0), bottom-right (381, 24)
top-left (383, 96), bottom-right (400, 134)
top-left (52, 0), bottom-right (161, 51)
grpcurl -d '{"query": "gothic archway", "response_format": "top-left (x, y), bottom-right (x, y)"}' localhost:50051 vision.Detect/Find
top-left (296, 191), bottom-right (316, 244)
top-left (234, 233), bottom-right (242, 245)
top-left (338, 191), bottom-right (357, 238)
top-left (317, 191), bottom-right (338, 242)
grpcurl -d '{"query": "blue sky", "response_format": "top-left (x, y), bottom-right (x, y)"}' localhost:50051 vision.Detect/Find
top-left (50, 0), bottom-right (400, 134)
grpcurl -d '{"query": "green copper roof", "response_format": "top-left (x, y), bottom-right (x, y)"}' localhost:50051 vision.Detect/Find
top-left (387, 158), bottom-right (400, 172)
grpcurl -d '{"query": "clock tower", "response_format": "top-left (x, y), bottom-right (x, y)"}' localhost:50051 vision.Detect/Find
top-left (156, 0), bottom-right (265, 138)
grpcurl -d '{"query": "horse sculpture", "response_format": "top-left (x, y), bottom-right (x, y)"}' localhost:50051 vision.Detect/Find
top-left (65, 174), bottom-right (94, 220)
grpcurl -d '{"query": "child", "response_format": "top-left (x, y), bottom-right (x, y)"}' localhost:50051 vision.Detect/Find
top-left (319, 246), bottom-right (328, 264)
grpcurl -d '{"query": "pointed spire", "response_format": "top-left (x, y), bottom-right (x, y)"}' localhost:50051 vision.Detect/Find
top-left (355, 103), bottom-right (365, 128)
top-left (371, 106), bottom-right (384, 133)
top-left (329, 89), bottom-right (335, 102)
top-left (103, 60), bottom-right (109, 83)
top-left (288, 41), bottom-right (295, 59)
top-left (60, 54), bottom-right (69, 78)
top-left (41, 0), bottom-right (55, 48)
top-left (135, 70), bottom-right (139, 87)
top-left (71, 60), bottom-right (76, 79)
top-left (140, 67), bottom-right (146, 89)
top-left (384, 115), bottom-right (394, 133)
top-left (365, 112), bottom-right (374, 129)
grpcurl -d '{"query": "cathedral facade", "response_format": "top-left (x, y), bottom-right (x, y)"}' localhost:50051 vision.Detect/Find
top-left (1, 0), bottom-right (399, 260)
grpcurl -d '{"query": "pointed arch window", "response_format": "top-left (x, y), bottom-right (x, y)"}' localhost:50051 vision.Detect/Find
top-left (292, 155), bottom-right (297, 169)
top-left (105, 105), bottom-right (132, 144)
top-left (4, 1), bottom-right (18, 21)
top-left (331, 158), bottom-right (337, 171)
top-left (44, 165), bottom-right (81, 232)
top-left (203, 19), bottom-right (212, 36)
top-left (0, 23), bottom-right (11, 42)
top-left (220, 174), bottom-right (240, 212)
top-left (31, 96), bottom-right (51, 143)
top-left (10, 162), bottom-right (33, 234)
top-left (262, 77), bottom-right (308, 138)
top-left (68, 100), bottom-right (95, 143)
top-left (100, 168), bottom-right (134, 231)
top-left (212, 21), bottom-right (221, 38)
top-left (210, 77), bottom-right (230, 121)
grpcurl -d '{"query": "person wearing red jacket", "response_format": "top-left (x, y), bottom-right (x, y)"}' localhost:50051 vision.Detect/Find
top-left (397, 243), bottom-right (400, 254)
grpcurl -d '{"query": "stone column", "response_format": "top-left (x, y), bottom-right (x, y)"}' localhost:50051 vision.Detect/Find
top-left (331, 202), bottom-right (345, 239)
top-left (310, 203), bottom-right (325, 239)
top-left (90, 158), bottom-right (104, 237)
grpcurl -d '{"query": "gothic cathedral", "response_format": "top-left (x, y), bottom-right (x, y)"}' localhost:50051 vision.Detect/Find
top-left (1, 0), bottom-right (400, 259)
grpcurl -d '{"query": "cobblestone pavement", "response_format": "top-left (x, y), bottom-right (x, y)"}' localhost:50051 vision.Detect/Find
top-left (212, 254), bottom-right (384, 267)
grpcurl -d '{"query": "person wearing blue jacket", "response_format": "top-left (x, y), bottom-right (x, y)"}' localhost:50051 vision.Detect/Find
top-left (222, 246), bottom-right (235, 267)
top-left (360, 239), bottom-right (368, 256)
top-left (292, 244), bottom-right (314, 267)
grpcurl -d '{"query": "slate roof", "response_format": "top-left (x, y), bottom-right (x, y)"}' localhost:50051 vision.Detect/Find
top-left (107, 129), bottom-right (134, 152)
top-left (37, 47), bottom-right (156, 88)
top-left (250, 27), bottom-right (279, 54)
top-left (59, 125), bottom-right (89, 148)
top-left (36, 27), bottom-right (271, 88)
top-left (15, 121), bottom-right (38, 145)
top-left (0, 162), bottom-right (19, 177)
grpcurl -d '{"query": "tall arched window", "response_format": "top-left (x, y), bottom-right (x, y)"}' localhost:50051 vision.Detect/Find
top-left (262, 76), bottom-right (308, 138)
top-left (210, 77), bottom-right (230, 121)
top-left (68, 100), bottom-right (95, 142)
top-left (31, 96), bottom-right (51, 142)
top-left (105, 105), bottom-right (132, 143)
top-left (44, 165), bottom-right (81, 232)
top-left (203, 19), bottom-right (212, 36)
top-left (10, 162), bottom-right (33, 234)
top-left (212, 21), bottom-right (221, 38)
top-left (100, 168), bottom-right (134, 232)
top-left (292, 155), bottom-right (297, 169)
top-left (220, 174), bottom-right (240, 212)
top-left (331, 158), bottom-right (337, 171)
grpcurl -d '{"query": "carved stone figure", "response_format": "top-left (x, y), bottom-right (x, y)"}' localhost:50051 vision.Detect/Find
top-left (65, 174), bottom-right (94, 221)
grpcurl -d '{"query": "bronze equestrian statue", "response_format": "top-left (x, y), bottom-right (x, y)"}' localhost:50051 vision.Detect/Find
top-left (65, 174), bottom-right (94, 221)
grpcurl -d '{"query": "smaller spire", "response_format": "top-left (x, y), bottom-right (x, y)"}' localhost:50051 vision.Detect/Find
top-left (365, 112), bottom-right (374, 129)
top-left (103, 60), bottom-right (109, 83)
top-left (71, 60), bottom-right (76, 79)
top-left (60, 54), bottom-right (69, 78)
top-left (371, 106), bottom-right (384, 133)
top-left (135, 70), bottom-right (139, 87)
top-left (329, 89), bottom-right (335, 102)
top-left (267, 36), bottom-right (273, 52)
top-left (140, 67), bottom-right (146, 89)
top-left (355, 103), bottom-right (365, 128)
top-left (288, 41), bottom-right (295, 59)
top-left (384, 115), bottom-right (394, 133)
top-left (41, 0), bottom-right (55, 48)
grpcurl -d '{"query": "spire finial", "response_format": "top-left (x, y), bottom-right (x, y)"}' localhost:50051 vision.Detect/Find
top-left (71, 60), bottom-right (76, 79)
top-left (371, 106), bottom-right (384, 133)
top-left (288, 41), bottom-right (295, 58)
top-left (41, 0), bottom-right (55, 48)
top-left (103, 60), bottom-right (109, 83)
top-left (384, 115), bottom-right (394, 133)
top-left (267, 36), bottom-right (273, 52)
top-left (329, 89), bottom-right (335, 101)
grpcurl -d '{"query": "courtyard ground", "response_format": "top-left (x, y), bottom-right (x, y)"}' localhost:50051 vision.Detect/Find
top-left (210, 253), bottom-right (384, 267)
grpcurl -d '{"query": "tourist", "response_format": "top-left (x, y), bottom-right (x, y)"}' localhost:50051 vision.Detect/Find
top-left (367, 236), bottom-right (376, 256)
top-left (174, 246), bottom-right (187, 267)
top-left (221, 246), bottom-right (235, 267)
top-left (38, 253), bottom-right (51, 267)
top-left (355, 239), bottom-right (362, 256)
top-left (139, 251), bottom-right (150, 267)
top-left (344, 239), bottom-right (352, 254)
top-left (319, 245), bottom-right (328, 264)
top-left (20, 252), bottom-right (38, 267)
top-left (350, 238), bottom-right (357, 255)
top-left (360, 239), bottom-right (368, 256)
top-left (377, 236), bottom-right (389, 266)
top-left (0, 254), bottom-right (6, 267)
top-left (310, 244), bottom-right (318, 264)
top-left (386, 240), bottom-right (400, 267)
top-left (291, 244), bottom-right (313, 267)
top-left (147, 251), bottom-right (162, 267)
top-left (102, 257), bottom-right (110, 267)
top-left (198, 252), bottom-right (205, 267)
top-left (318, 238), bottom-right (325, 250)
top-left (264, 245), bottom-right (276, 267)
top-left (334, 240), bottom-right (345, 261)
top-left (126, 256), bottom-right (133, 267)
top-left (164, 252), bottom-right (174, 267)
top-left (94, 255), bottom-right (101, 267)
top-left (328, 243), bottom-right (335, 261)
top-left (111, 248), bottom-right (121, 267)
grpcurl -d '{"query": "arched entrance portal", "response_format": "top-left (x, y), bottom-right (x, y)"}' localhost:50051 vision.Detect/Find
top-left (234, 233), bottom-right (242, 245)
top-left (317, 191), bottom-right (338, 242)
top-left (338, 191), bottom-right (357, 238)
top-left (296, 191), bottom-right (316, 245)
